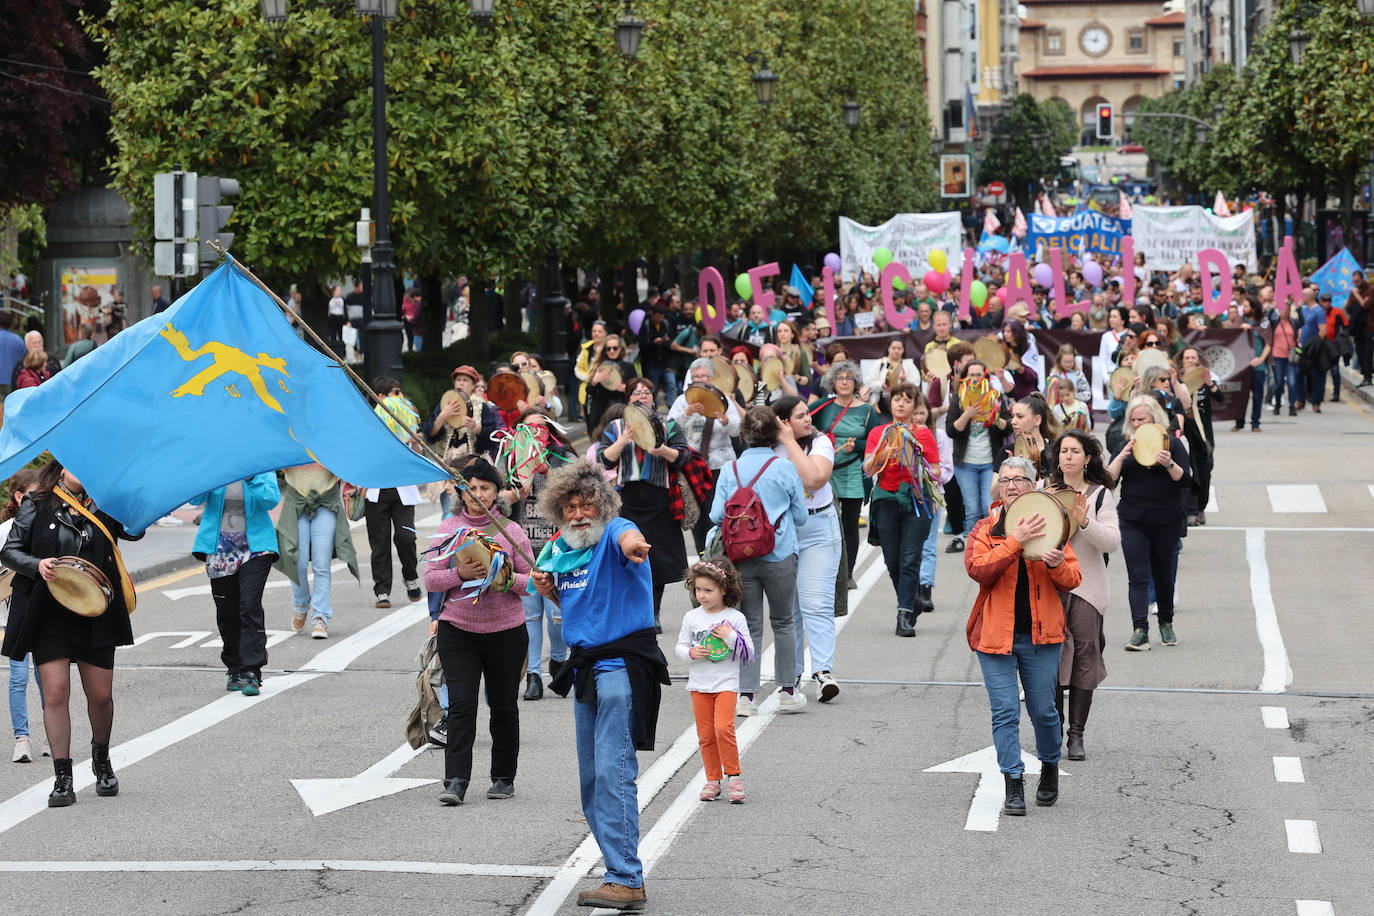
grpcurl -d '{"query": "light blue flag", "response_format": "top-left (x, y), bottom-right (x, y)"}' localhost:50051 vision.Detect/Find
top-left (0, 256), bottom-right (446, 533)
top-left (1308, 247), bottom-right (1362, 311)
top-left (789, 263), bottom-right (813, 308)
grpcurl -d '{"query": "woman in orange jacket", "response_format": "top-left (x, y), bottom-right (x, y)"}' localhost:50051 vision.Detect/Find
top-left (965, 456), bottom-right (1082, 818)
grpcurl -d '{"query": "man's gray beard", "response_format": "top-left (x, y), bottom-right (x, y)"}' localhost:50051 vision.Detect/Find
top-left (561, 518), bottom-right (607, 550)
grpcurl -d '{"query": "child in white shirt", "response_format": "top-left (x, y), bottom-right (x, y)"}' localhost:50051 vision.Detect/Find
top-left (674, 558), bottom-right (754, 804)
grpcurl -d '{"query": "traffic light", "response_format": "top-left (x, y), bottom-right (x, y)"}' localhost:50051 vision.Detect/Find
top-left (153, 169), bottom-right (198, 277)
top-left (197, 176), bottom-right (240, 270)
top-left (1096, 104), bottom-right (1114, 141)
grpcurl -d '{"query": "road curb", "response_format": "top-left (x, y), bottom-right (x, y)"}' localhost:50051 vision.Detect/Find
top-left (131, 556), bottom-right (199, 585)
top-left (1338, 366), bottom-right (1374, 410)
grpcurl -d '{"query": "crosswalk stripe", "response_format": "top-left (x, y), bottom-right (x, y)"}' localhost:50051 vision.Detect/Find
top-left (1261, 706), bottom-right (1290, 729)
top-left (1285, 819), bottom-right (1322, 853)
top-left (1273, 757), bottom-right (1305, 783)
top-left (1266, 484), bottom-right (1327, 514)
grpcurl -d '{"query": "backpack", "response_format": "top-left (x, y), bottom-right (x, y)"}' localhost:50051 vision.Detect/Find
top-left (721, 457), bottom-right (781, 562)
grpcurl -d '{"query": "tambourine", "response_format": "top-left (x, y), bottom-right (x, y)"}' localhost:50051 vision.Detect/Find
top-left (538, 370), bottom-right (558, 398)
top-left (625, 403), bottom-right (666, 450)
top-left (487, 371), bottom-right (529, 412)
top-left (0, 567), bottom-right (13, 606)
top-left (520, 371), bottom-right (545, 399)
top-left (922, 347), bottom-right (951, 378)
top-left (597, 362), bottom-right (623, 391)
top-left (958, 375), bottom-right (998, 424)
top-left (1109, 367), bottom-right (1136, 400)
top-left (425, 525), bottom-right (514, 598)
top-left (685, 383), bottom-right (728, 420)
top-left (1134, 348), bottom-right (1171, 376)
top-left (735, 363), bottom-right (757, 402)
top-left (710, 357), bottom-right (738, 395)
top-left (1131, 422), bottom-right (1168, 467)
top-left (1047, 487), bottom-right (1084, 540)
top-left (48, 556), bottom-right (113, 618)
top-left (885, 363), bottom-right (902, 389)
top-left (781, 344), bottom-right (802, 376)
top-left (973, 336), bottom-right (1006, 369)
top-left (1181, 367), bottom-right (1210, 395)
top-left (439, 389), bottom-right (471, 428)
top-left (759, 357), bottom-right (786, 391)
top-left (1003, 490), bottom-right (1071, 560)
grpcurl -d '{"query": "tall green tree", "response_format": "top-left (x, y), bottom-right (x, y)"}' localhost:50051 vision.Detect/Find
top-left (975, 93), bottom-right (1061, 213)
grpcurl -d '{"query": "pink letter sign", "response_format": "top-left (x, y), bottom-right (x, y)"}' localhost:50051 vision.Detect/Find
top-left (957, 248), bottom-right (977, 321)
top-left (1197, 248), bottom-right (1232, 318)
top-left (1048, 247), bottom-right (1067, 318)
top-left (1120, 236), bottom-right (1136, 307)
top-left (747, 263), bottom-right (780, 312)
top-left (1002, 250), bottom-right (1035, 315)
top-left (698, 266), bottom-right (726, 333)
top-left (1273, 236), bottom-right (1303, 309)
top-left (880, 262), bottom-right (915, 331)
top-left (820, 266), bottom-right (837, 329)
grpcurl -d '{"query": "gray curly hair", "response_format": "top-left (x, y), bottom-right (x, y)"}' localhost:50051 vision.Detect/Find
top-left (537, 460), bottom-right (620, 524)
top-left (820, 359), bottom-right (862, 395)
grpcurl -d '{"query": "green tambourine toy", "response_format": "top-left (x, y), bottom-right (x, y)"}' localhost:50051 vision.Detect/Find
top-left (696, 623), bottom-right (751, 663)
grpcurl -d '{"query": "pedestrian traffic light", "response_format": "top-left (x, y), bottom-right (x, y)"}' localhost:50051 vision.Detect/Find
top-left (197, 176), bottom-right (240, 270)
top-left (1095, 104), bottom-right (1114, 141)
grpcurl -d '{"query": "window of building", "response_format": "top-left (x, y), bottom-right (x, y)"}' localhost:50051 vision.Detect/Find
top-left (1173, 76), bottom-right (1186, 89)
top-left (1045, 29), bottom-right (1064, 55)
top-left (1173, 37), bottom-right (1184, 56)
top-left (1127, 29), bottom-right (1146, 53)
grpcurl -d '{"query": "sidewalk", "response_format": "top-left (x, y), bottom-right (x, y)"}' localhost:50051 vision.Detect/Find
top-left (1338, 363), bottom-right (1374, 410)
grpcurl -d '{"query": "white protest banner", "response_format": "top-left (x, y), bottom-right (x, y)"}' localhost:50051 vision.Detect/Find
top-left (1131, 206), bottom-right (1257, 272)
top-left (839, 212), bottom-right (964, 282)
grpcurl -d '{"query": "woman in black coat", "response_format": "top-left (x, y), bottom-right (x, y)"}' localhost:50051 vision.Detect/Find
top-left (1, 459), bottom-right (140, 807)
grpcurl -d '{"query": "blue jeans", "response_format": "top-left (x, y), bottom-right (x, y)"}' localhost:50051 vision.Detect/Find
top-left (920, 505), bottom-right (942, 586)
top-left (870, 497), bottom-right (931, 612)
top-left (1271, 357), bottom-right (1294, 407)
top-left (793, 505), bottom-right (840, 678)
top-left (954, 462), bottom-right (995, 537)
top-left (9, 655), bottom-right (45, 738)
top-left (291, 506), bottom-right (337, 621)
top-left (523, 592), bottom-right (566, 674)
top-left (573, 666), bottom-right (642, 888)
top-left (1240, 364), bottom-right (1266, 429)
top-left (976, 633), bottom-right (1062, 777)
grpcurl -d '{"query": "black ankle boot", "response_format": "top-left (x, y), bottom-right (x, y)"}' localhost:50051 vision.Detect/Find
top-left (92, 741), bottom-right (119, 797)
top-left (919, 584), bottom-right (934, 613)
top-left (1066, 686), bottom-right (1093, 761)
top-left (1003, 773), bottom-right (1026, 816)
top-left (895, 609), bottom-right (915, 637)
top-left (1036, 762), bottom-right (1059, 806)
top-left (523, 672), bottom-right (543, 701)
top-left (438, 777), bottom-right (468, 806)
top-left (48, 758), bottom-right (76, 807)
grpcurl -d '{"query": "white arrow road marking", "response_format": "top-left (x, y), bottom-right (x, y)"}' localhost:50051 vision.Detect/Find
top-left (292, 742), bottom-right (437, 817)
top-left (923, 746), bottom-right (1068, 832)
top-left (0, 602), bottom-right (429, 836)
top-left (200, 629), bottom-right (296, 650)
top-left (130, 631), bottom-right (213, 649)
top-left (1245, 529), bottom-right (1292, 693)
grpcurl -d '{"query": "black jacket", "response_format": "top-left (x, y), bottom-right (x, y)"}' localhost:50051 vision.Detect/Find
top-left (549, 627), bottom-right (671, 751)
top-left (945, 386), bottom-right (1011, 468)
top-left (1, 495), bottom-right (140, 660)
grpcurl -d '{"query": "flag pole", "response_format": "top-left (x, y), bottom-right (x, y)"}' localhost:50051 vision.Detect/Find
top-left (205, 241), bottom-right (536, 569)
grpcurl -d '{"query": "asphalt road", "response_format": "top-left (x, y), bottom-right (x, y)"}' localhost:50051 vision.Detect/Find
top-left (1, 392), bottom-right (1370, 916)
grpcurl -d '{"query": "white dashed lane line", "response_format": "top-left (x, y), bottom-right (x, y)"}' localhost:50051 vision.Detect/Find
top-left (1284, 819), bottom-right (1322, 854)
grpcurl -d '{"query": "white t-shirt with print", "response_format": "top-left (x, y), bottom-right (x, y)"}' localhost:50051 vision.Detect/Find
top-left (674, 606), bottom-right (754, 693)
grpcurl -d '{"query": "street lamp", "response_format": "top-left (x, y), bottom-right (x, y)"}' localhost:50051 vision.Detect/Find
top-left (260, 0), bottom-right (289, 24)
top-left (615, 1), bottom-right (645, 59)
top-left (469, 0), bottom-right (495, 25)
top-left (1360, 0), bottom-right (1374, 18)
top-left (354, 0), bottom-right (398, 17)
top-left (837, 87), bottom-right (860, 132)
top-left (1288, 26), bottom-right (1310, 64)
top-left (930, 134), bottom-right (944, 159)
top-left (743, 51), bottom-right (778, 106)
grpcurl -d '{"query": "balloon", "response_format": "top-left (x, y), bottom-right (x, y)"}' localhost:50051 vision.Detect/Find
top-left (892, 276), bottom-right (907, 291)
top-left (770, 309), bottom-right (787, 325)
top-left (970, 280), bottom-right (989, 307)
top-left (695, 306), bottom-right (703, 324)
top-left (627, 308), bottom-right (646, 336)
top-left (734, 273), bottom-right (753, 300)
top-left (1033, 263), bottom-right (1054, 288)
top-left (928, 249), bottom-right (947, 273)
top-left (873, 247), bottom-right (893, 270)
top-left (924, 270), bottom-right (950, 295)
top-left (993, 288), bottom-right (1006, 303)
top-left (1083, 261), bottom-right (1104, 286)
top-left (824, 252), bottom-right (843, 273)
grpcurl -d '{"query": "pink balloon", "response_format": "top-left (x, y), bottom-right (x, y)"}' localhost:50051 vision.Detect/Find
top-left (1033, 263), bottom-right (1054, 288)
top-left (925, 269), bottom-right (950, 295)
top-left (993, 288), bottom-right (1006, 303)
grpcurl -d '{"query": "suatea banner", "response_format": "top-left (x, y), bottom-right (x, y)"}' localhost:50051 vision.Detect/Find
top-left (1026, 210), bottom-right (1131, 261)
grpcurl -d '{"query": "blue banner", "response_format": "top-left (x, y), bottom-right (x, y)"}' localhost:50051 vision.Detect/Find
top-left (1026, 210), bottom-right (1131, 260)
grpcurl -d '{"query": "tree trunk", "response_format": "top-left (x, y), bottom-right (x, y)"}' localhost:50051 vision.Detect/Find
top-left (645, 255), bottom-right (661, 296)
top-left (597, 267), bottom-right (616, 325)
top-left (504, 276), bottom-right (523, 333)
top-left (468, 270), bottom-right (489, 363)
top-left (421, 270), bottom-right (444, 350)
top-left (1341, 163), bottom-right (1357, 258)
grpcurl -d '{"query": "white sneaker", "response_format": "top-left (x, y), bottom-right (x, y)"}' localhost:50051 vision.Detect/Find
top-left (1149, 602), bottom-right (1158, 616)
top-left (12, 736), bottom-right (33, 763)
top-left (735, 695), bottom-right (757, 718)
top-left (778, 689), bottom-right (808, 713)
top-left (155, 514), bottom-right (185, 527)
top-left (311, 618), bottom-right (329, 639)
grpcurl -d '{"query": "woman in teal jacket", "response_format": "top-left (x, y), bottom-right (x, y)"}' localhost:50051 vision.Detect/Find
top-left (191, 473), bottom-right (280, 696)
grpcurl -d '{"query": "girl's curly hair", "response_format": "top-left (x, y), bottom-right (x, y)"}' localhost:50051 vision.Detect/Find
top-left (683, 556), bottom-right (743, 608)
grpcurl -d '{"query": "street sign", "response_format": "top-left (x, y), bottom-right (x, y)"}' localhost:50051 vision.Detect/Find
top-left (987, 180), bottom-right (1006, 197)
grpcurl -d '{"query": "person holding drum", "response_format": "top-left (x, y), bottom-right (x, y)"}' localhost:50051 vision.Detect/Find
top-left (811, 361), bottom-right (881, 593)
top-left (1004, 393), bottom-right (1060, 479)
top-left (600, 377), bottom-right (690, 635)
top-left (426, 365), bottom-right (502, 474)
top-left (865, 337), bottom-right (919, 410)
top-left (863, 384), bottom-right (941, 637)
top-left (1048, 430), bottom-right (1120, 761)
top-left (424, 457), bottom-right (532, 805)
top-left (1178, 346), bottom-right (1218, 526)
top-left (945, 360), bottom-right (1010, 553)
top-left (668, 358), bottom-right (742, 555)
top-left (1107, 396), bottom-right (1190, 651)
top-left (585, 334), bottom-right (634, 437)
top-left (2, 459), bottom-right (141, 806)
top-left (772, 395), bottom-right (841, 702)
top-left (964, 457), bottom-right (1082, 816)
top-left (574, 319), bottom-right (609, 428)
top-left (913, 393), bottom-right (953, 615)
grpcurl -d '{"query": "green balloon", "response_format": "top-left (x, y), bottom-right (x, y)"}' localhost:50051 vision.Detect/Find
top-left (873, 247), bottom-right (893, 270)
top-left (892, 276), bottom-right (907, 291)
top-left (735, 273), bottom-right (753, 300)
top-left (970, 280), bottom-right (989, 307)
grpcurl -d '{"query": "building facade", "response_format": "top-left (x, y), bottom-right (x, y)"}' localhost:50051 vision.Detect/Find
top-left (1017, 0), bottom-right (1187, 143)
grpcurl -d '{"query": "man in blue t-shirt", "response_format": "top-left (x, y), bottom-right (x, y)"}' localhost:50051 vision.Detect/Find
top-left (0, 312), bottom-right (25, 394)
top-left (533, 463), bottom-right (666, 912)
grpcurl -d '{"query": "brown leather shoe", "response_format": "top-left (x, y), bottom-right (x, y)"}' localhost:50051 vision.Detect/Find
top-left (577, 883), bottom-right (646, 910)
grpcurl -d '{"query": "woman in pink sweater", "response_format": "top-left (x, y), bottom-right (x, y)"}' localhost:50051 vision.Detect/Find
top-left (424, 457), bottom-right (533, 806)
top-left (1047, 430), bottom-right (1120, 762)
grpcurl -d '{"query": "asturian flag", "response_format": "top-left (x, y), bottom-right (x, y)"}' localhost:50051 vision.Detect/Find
top-left (0, 256), bottom-right (445, 533)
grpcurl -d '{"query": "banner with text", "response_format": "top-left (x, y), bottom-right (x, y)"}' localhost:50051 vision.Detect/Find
top-left (838, 212), bottom-right (964, 282)
top-left (1025, 210), bottom-right (1131, 261)
top-left (1131, 206), bottom-right (1258, 272)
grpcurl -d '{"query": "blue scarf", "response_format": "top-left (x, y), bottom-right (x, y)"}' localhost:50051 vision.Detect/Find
top-left (525, 535), bottom-right (595, 595)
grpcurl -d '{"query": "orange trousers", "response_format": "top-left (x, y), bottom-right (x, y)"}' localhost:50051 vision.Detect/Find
top-left (691, 690), bottom-right (740, 781)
